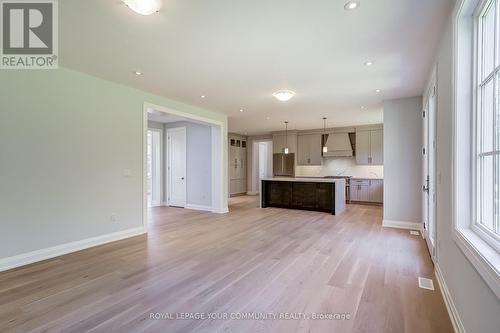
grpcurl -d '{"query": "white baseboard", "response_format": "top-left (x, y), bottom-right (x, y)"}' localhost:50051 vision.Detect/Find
top-left (0, 227), bottom-right (146, 272)
top-left (435, 264), bottom-right (466, 333)
top-left (382, 219), bottom-right (422, 231)
top-left (246, 191), bottom-right (259, 196)
top-left (185, 204), bottom-right (212, 212)
top-left (161, 201), bottom-right (168, 206)
top-left (212, 207), bottom-right (229, 214)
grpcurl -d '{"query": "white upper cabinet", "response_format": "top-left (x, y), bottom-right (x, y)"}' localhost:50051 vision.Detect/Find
top-left (356, 129), bottom-right (383, 165)
top-left (355, 131), bottom-right (371, 165)
top-left (272, 134), bottom-right (297, 155)
top-left (370, 130), bottom-right (384, 165)
top-left (297, 134), bottom-right (322, 165)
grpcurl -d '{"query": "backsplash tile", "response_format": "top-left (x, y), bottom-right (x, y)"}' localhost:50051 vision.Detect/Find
top-left (295, 157), bottom-right (383, 179)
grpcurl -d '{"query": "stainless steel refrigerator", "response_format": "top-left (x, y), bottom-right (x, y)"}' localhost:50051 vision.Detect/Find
top-left (273, 153), bottom-right (295, 177)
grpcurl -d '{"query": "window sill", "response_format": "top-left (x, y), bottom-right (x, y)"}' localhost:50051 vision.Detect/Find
top-left (454, 228), bottom-right (500, 299)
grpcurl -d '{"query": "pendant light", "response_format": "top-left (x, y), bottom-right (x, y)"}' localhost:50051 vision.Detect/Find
top-left (283, 121), bottom-right (289, 154)
top-left (322, 117), bottom-right (328, 153)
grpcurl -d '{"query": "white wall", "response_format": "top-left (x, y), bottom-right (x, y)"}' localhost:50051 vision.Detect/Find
top-left (383, 96), bottom-right (423, 225)
top-left (0, 68), bottom-right (227, 266)
top-left (429, 12), bottom-right (500, 333)
top-left (165, 121), bottom-right (212, 207)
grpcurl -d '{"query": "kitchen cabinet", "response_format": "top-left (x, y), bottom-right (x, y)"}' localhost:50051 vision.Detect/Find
top-left (356, 129), bottom-right (383, 165)
top-left (297, 134), bottom-right (322, 165)
top-left (350, 179), bottom-right (383, 204)
top-left (229, 135), bottom-right (247, 196)
top-left (262, 179), bottom-right (344, 214)
top-left (273, 133), bottom-right (297, 155)
top-left (350, 179), bottom-right (369, 202)
top-left (368, 179), bottom-right (383, 203)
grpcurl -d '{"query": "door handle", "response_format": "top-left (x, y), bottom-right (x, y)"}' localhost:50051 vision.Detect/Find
top-left (423, 177), bottom-right (429, 193)
top-left (181, 177), bottom-right (185, 180)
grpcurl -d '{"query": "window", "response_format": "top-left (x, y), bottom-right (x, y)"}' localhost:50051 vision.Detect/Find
top-left (454, 0), bottom-right (500, 297)
top-left (475, 0), bottom-right (500, 250)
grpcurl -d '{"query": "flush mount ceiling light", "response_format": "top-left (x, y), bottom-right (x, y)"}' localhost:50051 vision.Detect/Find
top-left (375, 89), bottom-right (381, 93)
top-left (239, 109), bottom-right (244, 112)
top-left (134, 70), bottom-right (142, 75)
top-left (344, 1), bottom-right (360, 10)
top-left (123, 0), bottom-right (162, 15)
top-left (200, 95), bottom-right (206, 99)
top-left (364, 61), bottom-right (374, 66)
top-left (273, 90), bottom-right (296, 102)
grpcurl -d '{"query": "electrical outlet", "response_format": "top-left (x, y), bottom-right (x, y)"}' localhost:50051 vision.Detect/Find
top-left (110, 213), bottom-right (117, 222)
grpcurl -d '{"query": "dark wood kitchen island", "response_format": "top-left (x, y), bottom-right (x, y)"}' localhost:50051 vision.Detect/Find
top-left (261, 178), bottom-right (346, 215)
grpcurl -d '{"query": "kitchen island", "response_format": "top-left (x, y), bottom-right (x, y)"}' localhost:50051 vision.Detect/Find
top-left (261, 178), bottom-right (346, 215)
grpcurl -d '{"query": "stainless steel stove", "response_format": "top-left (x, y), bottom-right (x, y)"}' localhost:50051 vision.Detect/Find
top-left (323, 176), bottom-right (352, 203)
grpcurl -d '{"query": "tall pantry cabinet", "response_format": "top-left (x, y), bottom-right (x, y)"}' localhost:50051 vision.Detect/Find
top-left (229, 134), bottom-right (247, 196)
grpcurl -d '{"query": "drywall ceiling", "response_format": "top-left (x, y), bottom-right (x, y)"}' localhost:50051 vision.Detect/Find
top-left (59, 0), bottom-right (453, 135)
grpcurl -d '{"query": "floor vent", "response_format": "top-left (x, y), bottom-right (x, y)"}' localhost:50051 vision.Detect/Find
top-left (418, 277), bottom-right (435, 290)
top-left (410, 230), bottom-right (420, 236)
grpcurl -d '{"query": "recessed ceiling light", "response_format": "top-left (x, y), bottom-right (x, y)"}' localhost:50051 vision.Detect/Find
top-left (123, 0), bottom-right (162, 15)
top-left (361, 106), bottom-right (366, 109)
top-left (344, 1), bottom-right (360, 10)
top-left (364, 61), bottom-right (374, 66)
top-left (134, 71), bottom-right (142, 76)
top-left (239, 109), bottom-right (244, 112)
top-left (272, 90), bottom-right (296, 102)
top-left (200, 95), bottom-right (206, 99)
top-left (266, 117), bottom-right (271, 120)
top-left (375, 89), bottom-right (381, 93)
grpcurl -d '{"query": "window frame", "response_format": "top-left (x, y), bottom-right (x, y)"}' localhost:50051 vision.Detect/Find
top-left (472, 0), bottom-right (500, 252)
top-left (454, 0), bottom-right (500, 299)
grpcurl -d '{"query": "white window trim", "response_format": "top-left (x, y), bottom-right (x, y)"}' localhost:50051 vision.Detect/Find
top-left (453, 0), bottom-right (500, 299)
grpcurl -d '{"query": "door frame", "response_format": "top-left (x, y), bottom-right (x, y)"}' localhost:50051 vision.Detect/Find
top-left (142, 102), bottom-right (228, 231)
top-left (166, 126), bottom-right (187, 208)
top-left (147, 127), bottom-right (163, 207)
top-left (422, 65), bottom-right (438, 262)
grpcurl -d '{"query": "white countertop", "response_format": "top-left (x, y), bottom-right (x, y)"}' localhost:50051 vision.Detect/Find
top-left (262, 177), bottom-right (346, 183)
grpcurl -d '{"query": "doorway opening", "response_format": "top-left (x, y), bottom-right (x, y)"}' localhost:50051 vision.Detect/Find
top-left (143, 103), bottom-right (228, 230)
top-left (423, 68), bottom-right (437, 262)
top-left (248, 140), bottom-right (273, 195)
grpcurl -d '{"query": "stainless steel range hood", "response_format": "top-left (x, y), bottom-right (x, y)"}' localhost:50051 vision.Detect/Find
top-left (323, 133), bottom-right (353, 157)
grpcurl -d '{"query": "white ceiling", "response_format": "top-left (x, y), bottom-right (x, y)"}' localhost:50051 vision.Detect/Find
top-left (59, 0), bottom-right (453, 135)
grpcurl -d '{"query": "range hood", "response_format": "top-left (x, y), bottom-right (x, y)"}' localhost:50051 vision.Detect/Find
top-left (322, 133), bottom-right (353, 157)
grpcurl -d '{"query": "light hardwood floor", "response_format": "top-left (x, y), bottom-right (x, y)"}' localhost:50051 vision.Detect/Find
top-left (0, 196), bottom-right (453, 333)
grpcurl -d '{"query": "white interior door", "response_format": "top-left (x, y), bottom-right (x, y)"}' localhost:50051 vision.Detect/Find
top-left (423, 77), bottom-right (437, 262)
top-left (147, 129), bottom-right (162, 207)
top-left (167, 127), bottom-right (187, 208)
